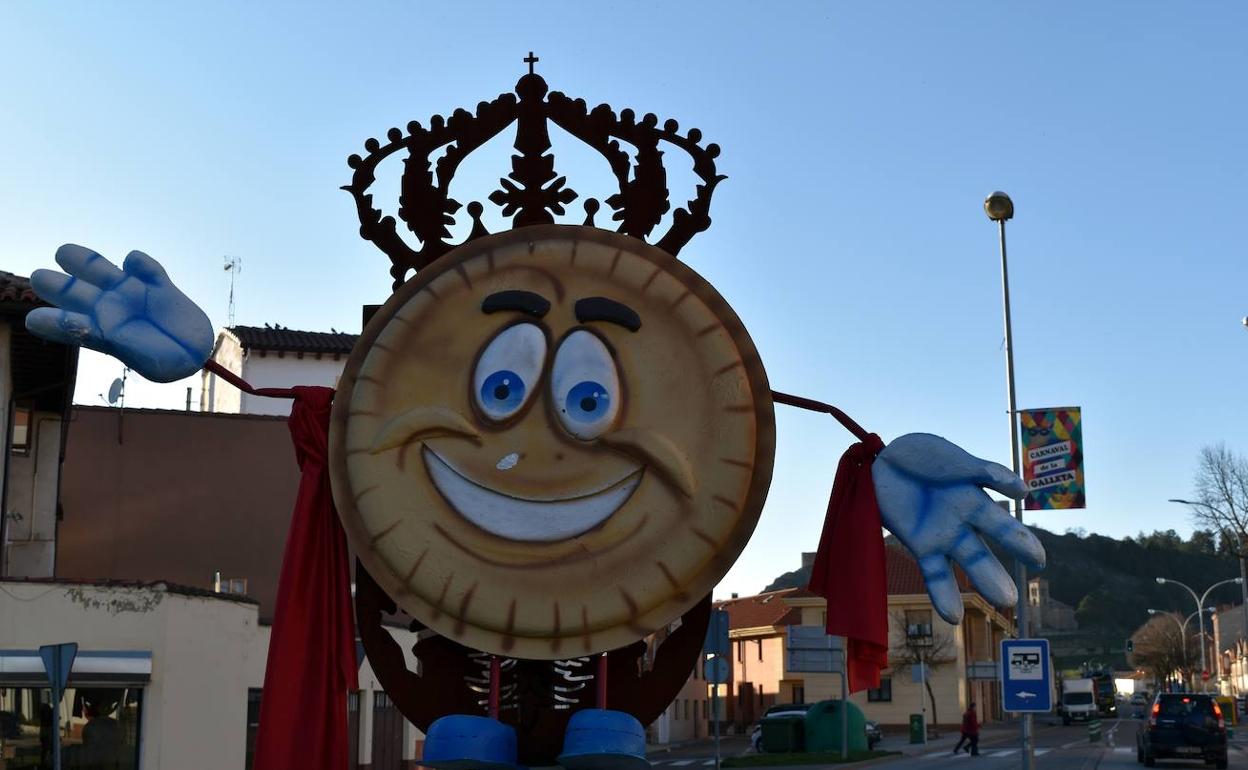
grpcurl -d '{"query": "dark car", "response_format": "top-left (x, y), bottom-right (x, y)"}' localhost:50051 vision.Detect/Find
top-left (865, 719), bottom-right (883, 749)
top-left (1136, 693), bottom-right (1228, 768)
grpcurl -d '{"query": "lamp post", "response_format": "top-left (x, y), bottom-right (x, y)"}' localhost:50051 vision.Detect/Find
top-left (1147, 607), bottom-right (1214, 688)
top-left (1168, 498), bottom-right (1248, 637)
top-left (985, 190), bottom-right (1031, 767)
top-left (1156, 576), bottom-right (1244, 691)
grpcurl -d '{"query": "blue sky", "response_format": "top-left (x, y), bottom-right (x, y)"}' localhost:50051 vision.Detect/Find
top-left (2, 2), bottom-right (1245, 598)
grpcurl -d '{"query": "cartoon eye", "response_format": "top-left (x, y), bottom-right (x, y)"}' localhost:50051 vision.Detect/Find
top-left (551, 330), bottom-right (621, 440)
top-left (473, 323), bottom-right (547, 421)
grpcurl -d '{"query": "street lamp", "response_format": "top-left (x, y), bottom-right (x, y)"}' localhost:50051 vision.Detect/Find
top-left (1167, 498), bottom-right (1248, 633)
top-left (985, 191), bottom-right (1032, 768)
top-left (1156, 576), bottom-right (1245, 691)
top-left (1146, 607), bottom-right (1215, 687)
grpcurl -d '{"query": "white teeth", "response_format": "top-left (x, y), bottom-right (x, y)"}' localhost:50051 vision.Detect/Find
top-left (424, 447), bottom-right (641, 542)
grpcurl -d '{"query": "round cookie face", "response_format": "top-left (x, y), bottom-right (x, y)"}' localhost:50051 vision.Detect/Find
top-left (330, 225), bottom-right (775, 659)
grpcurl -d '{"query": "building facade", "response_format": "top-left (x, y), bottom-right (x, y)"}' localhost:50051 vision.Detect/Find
top-left (201, 326), bottom-right (357, 416)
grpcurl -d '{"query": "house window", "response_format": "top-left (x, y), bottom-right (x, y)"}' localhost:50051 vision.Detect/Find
top-left (905, 609), bottom-right (933, 639)
top-left (702, 699), bottom-right (708, 719)
top-left (246, 688), bottom-right (262, 769)
top-left (11, 404), bottom-right (31, 453)
top-left (684, 699), bottom-right (690, 720)
top-left (793, 684), bottom-right (805, 704)
top-left (218, 577), bottom-right (249, 595)
top-left (758, 641), bottom-right (764, 661)
top-left (737, 640), bottom-right (744, 662)
top-left (673, 700), bottom-right (679, 720)
top-left (868, 676), bottom-right (893, 702)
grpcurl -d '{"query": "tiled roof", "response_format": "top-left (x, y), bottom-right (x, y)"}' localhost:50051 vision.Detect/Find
top-left (717, 588), bottom-right (802, 630)
top-left (229, 325), bottom-right (358, 355)
top-left (786, 543), bottom-right (974, 599)
top-left (0, 271), bottom-right (40, 305)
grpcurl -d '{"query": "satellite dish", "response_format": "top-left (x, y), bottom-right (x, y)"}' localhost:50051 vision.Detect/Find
top-left (107, 378), bottom-right (124, 405)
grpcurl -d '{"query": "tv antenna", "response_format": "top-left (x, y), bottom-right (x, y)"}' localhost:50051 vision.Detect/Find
top-left (224, 256), bottom-right (242, 327)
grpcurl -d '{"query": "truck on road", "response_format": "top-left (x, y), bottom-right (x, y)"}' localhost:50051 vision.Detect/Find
top-left (1059, 678), bottom-right (1097, 725)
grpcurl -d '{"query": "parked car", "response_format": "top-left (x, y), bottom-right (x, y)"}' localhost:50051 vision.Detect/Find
top-left (750, 703), bottom-right (811, 752)
top-left (1136, 693), bottom-right (1228, 768)
top-left (865, 719), bottom-right (883, 749)
top-left (1130, 693), bottom-right (1148, 706)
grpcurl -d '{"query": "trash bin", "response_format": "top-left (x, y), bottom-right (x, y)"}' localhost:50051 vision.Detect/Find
top-left (909, 713), bottom-right (925, 744)
top-left (804, 699), bottom-right (868, 753)
top-left (760, 715), bottom-right (805, 753)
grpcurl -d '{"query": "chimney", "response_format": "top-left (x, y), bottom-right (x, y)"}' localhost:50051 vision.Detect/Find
top-left (801, 552), bottom-right (816, 569)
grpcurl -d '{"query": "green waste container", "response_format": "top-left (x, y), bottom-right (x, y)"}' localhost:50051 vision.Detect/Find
top-left (805, 699), bottom-right (868, 753)
top-left (909, 713), bottom-right (925, 744)
top-left (760, 715), bottom-right (805, 753)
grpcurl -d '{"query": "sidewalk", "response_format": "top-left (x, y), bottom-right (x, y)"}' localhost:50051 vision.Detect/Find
top-left (876, 723), bottom-right (1029, 757)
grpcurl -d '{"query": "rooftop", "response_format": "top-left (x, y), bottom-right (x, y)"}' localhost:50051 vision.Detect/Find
top-left (786, 543), bottom-right (975, 599)
top-left (0, 271), bottom-right (40, 306)
top-left (717, 588), bottom-right (802, 630)
top-left (0, 576), bottom-right (259, 605)
top-left (228, 324), bottom-right (359, 355)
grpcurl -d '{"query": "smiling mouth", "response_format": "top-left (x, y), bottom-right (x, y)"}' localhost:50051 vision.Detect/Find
top-left (423, 447), bottom-right (643, 542)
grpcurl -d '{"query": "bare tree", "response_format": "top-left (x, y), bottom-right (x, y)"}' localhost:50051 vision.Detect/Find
top-left (1130, 613), bottom-right (1199, 690)
top-left (889, 611), bottom-right (957, 727)
top-left (1182, 444), bottom-right (1248, 622)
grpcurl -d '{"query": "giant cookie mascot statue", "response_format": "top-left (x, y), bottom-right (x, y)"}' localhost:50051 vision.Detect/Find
top-left (26, 63), bottom-right (1044, 769)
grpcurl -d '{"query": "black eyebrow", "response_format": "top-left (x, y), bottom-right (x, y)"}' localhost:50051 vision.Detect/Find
top-left (481, 290), bottom-right (550, 318)
top-left (574, 297), bottom-right (641, 332)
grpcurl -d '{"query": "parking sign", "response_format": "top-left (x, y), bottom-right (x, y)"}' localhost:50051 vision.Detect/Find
top-left (1001, 638), bottom-right (1052, 713)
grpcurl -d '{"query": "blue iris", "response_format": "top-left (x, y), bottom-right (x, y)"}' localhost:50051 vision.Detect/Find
top-left (564, 381), bottom-right (611, 423)
top-left (480, 370), bottom-right (526, 415)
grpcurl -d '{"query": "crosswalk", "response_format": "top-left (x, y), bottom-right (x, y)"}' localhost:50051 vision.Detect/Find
top-left (921, 748), bottom-right (1053, 759)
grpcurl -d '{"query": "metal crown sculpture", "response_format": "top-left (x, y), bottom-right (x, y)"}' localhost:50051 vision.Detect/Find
top-left (344, 65), bottom-right (725, 287)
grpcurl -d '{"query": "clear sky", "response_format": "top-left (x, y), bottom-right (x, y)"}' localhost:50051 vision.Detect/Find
top-left (2, 2), bottom-right (1246, 599)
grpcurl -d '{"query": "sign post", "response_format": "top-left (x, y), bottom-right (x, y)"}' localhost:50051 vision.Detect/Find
top-left (38, 642), bottom-right (78, 770)
top-left (703, 609), bottom-right (730, 769)
top-left (1001, 639), bottom-right (1053, 714)
top-left (786, 627), bottom-right (848, 758)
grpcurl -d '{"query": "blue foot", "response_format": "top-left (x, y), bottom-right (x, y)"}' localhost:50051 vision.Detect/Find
top-left (421, 714), bottom-right (525, 770)
top-left (557, 709), bottom-right (651, 770)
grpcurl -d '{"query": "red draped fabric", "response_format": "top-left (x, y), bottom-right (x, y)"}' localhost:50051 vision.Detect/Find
top-left (251, 386), bottom-right (358, 770)
top-left (807, 434), bottom-right (889, 693)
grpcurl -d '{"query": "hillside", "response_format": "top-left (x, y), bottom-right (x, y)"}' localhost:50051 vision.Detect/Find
top-left (766, 526), bottom-right (1243, 666)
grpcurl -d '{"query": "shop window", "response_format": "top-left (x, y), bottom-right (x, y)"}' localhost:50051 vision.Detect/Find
top-left (0, 685), bottom-right (143, 769)
top-left (245, 688), bottom-right (262, 770)
top-left (868, 676), bottom-right (893, 702)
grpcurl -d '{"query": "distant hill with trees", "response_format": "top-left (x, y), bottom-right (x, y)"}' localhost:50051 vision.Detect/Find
top-left (765, 526), bottom-right (1242, 668)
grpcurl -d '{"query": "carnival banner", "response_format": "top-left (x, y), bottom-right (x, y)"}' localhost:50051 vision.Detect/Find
top-left (1020, 407), bottom-right (1085, 510)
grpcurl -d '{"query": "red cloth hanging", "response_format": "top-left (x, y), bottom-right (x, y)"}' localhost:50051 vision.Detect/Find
top-left (807, 434), bottom-right (889, 693)
top-left (252, 386), bottom-right (359, 770)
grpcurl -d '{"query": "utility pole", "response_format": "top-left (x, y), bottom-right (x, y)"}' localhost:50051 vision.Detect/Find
top-left (224, 255), bottom-right (242, 327)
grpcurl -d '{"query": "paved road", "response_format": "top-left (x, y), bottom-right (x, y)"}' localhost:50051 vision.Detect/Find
top-left (645, 718), bottom-right (1248, 768)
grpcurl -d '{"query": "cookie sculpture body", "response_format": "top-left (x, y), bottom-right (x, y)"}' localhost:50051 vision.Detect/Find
top-left (330, 225), bottom-right (775, 659)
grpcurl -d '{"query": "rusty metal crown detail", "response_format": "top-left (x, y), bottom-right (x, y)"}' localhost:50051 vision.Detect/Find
top-left (344, 60), bottom-right (725, 288)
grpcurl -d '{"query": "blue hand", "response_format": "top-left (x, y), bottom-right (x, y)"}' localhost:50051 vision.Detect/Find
top-left (26, 245), bottom-right (213, 383)
top-left (873, 433), bottom-right (1045, 624)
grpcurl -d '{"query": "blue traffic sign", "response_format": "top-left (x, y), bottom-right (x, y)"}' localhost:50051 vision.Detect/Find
top-left (704, 609), bottom-right (730, 657)
top-left (1000, 638), bottom-right (1052, 713)
top-left (39, 642), bottom-right (78, 696)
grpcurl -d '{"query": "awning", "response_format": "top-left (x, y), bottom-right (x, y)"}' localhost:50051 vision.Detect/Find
top-left (0, 650), bottom-right (152, 686)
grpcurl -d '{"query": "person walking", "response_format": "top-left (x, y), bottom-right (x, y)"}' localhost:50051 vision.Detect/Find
top-left (953, 702), bottom-right (980, 755)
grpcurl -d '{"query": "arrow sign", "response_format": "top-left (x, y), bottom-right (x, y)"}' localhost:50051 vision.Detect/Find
top-left (1001, 639), bottom-right (1053, 713)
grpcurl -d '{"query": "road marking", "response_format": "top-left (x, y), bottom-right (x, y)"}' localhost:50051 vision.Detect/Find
top-left (1060, 739), bottom-right (1085, 749)
top-left (669, 762), bottom-right (696, 767)
top-left (989, 749), bottom-right (1016, 757)
top-left (1115, 747), bottom-right (1132, 753)
top-left (1035, 748), bottom-right (1050, 755)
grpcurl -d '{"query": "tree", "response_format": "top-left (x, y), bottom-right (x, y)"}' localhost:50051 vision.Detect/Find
top-left (889, 610), bottom-right (957, 727)
top-left (1182, 443), bottom-right (1248, 617)
top-left (1129, 613), bottom-right (1199, 690)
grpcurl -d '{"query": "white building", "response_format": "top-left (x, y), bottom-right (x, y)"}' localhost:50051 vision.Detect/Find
top-left (201, 326), bottom-right (357, 416)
